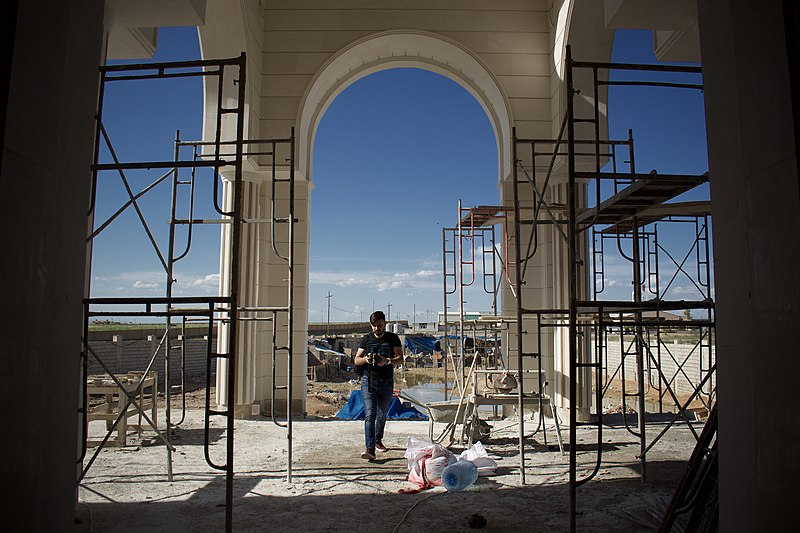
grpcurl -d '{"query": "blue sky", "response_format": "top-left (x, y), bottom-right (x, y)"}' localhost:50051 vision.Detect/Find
top-left (310, 67), bottom-right (498, 323)
top-left (91, 27), bottom-right (710, 323)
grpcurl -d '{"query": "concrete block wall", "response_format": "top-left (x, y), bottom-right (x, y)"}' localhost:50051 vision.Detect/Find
top-left (601, 338), bottom-right (716, 398)
top-left (87, 329), bottom-right (216, 392)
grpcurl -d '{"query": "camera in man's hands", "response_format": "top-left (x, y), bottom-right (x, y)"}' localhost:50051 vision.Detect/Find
top-left (366, 352), bottom-right (382, 366)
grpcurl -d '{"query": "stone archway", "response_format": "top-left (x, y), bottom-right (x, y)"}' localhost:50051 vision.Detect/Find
top-left (290, 31), bottom-right (520, 417)
top-left (198, 6), bottom-right (579, 418)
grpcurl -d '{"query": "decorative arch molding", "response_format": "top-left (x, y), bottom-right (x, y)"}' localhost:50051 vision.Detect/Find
top-left (549, 0), bottom-right (615, 172)
top-left (552, 0), bottom-right (615, 82)
top-left (297, 30), bottom-right (513, 184)
top-left (197, 0), bottom-right (251, 144)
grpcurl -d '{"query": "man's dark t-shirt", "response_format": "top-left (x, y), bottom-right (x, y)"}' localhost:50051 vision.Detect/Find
top-left (358, 330), bottom-right (401, 380)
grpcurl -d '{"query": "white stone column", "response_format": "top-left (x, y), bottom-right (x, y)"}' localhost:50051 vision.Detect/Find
top-left (215, 172), bottom-right (263, 417)
top-left (214, 162), bottom-right (310, 420)
top-left (548, 178), bottom-right (592, 422)
top-left (253, 175), bottom-right (310, 417)
top-left (500, 173), bottom-right (592, 422)
top-left (499, 174), bottom-right (553, 407)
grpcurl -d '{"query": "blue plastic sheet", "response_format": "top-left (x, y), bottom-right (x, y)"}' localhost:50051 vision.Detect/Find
top-left (403, 336), bottom-right (437, 354)
top-left (335, 389), bottom-right (428, 420)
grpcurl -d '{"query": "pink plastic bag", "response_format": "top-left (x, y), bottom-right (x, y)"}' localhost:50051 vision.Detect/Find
top-left (400, 437), bottom-right (457, 493)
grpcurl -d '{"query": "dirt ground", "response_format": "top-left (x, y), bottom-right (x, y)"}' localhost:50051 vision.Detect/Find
top-left (300, 366), bottom-right (705, 420)
top-left (77, 369), bottom-right (705, 532)
top-left (166, 366), bottom-right (702, 420)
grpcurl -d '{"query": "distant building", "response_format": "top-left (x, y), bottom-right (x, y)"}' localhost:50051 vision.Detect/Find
top-left (436, 311), bottom-right (494, 325)
top-left (639, 310), bottom-right (684, 322)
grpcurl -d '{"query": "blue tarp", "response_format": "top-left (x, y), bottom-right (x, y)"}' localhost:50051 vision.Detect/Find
top-left (404, 336), bottom-right (437, 354)
top-left (335, 390), bottom-right (428, 420)
top-left (435, 335), bottom-right (474, 351)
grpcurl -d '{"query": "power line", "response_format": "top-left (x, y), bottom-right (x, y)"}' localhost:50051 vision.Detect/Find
top-left (330, 305), bottom-right (360, 315)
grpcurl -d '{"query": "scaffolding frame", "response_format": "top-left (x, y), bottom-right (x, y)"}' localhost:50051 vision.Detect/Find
top-left (440, 200), bottom-right (502, 395)
top-left (452, 46), bottom-right (714, 528)
top-left (443, 52), bottom-right (716, 531)
top-left (436, 206), bottom-right (503, 446)
top-left (561, 46), bottom-right (715, 531)
top-left (593, 213), bottom-right (715, 419)
top-left (441, 200), bottom-right (565, 481)
top-left (78, 54), bottom-right (297, 533)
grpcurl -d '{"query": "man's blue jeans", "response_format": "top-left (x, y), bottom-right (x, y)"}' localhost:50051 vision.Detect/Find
top-left (361, 374), bottom-right (393, 450)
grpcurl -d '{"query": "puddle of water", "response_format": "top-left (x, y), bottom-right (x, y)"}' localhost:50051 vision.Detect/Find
top-left (395, 372), bottom-right (446, 387)
top-left (397, 379), bottom-right (454, 404)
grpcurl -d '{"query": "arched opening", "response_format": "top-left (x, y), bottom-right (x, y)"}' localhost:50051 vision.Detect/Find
top-left (309, 67), bottom-right (499, 326)
top-left (298, 31), bottom-right (512, 184)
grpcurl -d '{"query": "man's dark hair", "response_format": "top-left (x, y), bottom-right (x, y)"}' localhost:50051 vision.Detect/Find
top-left (369, 311), bottom-right (386, 324)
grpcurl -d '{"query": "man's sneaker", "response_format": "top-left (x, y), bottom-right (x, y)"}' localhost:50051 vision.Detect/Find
top-left (375, 440), bottom-right (388, 452)
top-left (361, 448), bottom-right (376, 460)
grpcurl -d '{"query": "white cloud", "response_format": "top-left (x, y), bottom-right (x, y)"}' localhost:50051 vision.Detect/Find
top-left (188, 273), bottom-right (220, 288)
top-left (166, 273), bottom-right (221, 296)
top-left (335, 277), bottom-right (370, 288)
top-left (376, 279), bottom-right (411, 291)
top-left (311, 267), bottom-right (442, 292)
top-left (90, 271), bottom-right (164, 297)
top-left (667, 284), bottom-right (705, 297)
top-left (91, 271), bottom-right (221, 296)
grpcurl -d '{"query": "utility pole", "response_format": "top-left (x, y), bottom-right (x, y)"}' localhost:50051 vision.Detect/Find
top-left (325, 291), bottom-right (332, 336)
top-left (387, 302), bottom-right (392, 322)
top-left (413, 303), bottom-right (416, 332)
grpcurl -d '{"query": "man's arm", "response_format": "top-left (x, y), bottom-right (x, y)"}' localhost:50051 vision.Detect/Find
top-left (354, 347), bottom-right (368, 366)
top-left (383, 335), bottom-right (403, 366)
top-left (387, 346), bottom-right (403, 365)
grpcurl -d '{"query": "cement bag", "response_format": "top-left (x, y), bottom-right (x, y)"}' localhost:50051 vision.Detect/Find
top-left (458, 441), bottom-right (498, 476)
top-left (401, 437), bottom-right (457, 492)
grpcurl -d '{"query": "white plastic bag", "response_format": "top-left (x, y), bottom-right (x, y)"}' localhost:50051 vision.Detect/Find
top-left (403, 437), bottom-right (457, 491)
top-left (458, 441), bottom-right (498, 476)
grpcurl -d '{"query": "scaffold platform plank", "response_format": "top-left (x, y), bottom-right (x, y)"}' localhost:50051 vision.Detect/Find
top-left (600, 200), bottom-right (711, 234)
top-left (459, 205), bottom-right (509, 227)
top-left (575, 172), bottom-right (709, 229)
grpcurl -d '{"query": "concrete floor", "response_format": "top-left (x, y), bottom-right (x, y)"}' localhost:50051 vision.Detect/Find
top-left (76, 409), bottom-right (704, 532)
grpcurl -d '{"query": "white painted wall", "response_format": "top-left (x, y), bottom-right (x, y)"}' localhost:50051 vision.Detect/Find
top-left (2, 0), bottom-right (106, 529)
top-left (698, 1), bottom-right (800, 529)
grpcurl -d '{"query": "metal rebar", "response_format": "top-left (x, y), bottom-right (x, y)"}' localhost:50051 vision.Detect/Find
top-left (565, 45), bottom-right (578, 533)
top-left (223, 52), bottom-right (247, 532)
top-left (510, 128), bottom-right (527, 484)
top-left (287, 127), bottom-right (296, 483)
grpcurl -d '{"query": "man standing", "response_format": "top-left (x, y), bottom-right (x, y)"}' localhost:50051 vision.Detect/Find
top-left (354, 310), bottom-right (403, 460)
